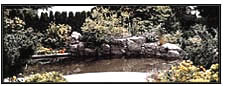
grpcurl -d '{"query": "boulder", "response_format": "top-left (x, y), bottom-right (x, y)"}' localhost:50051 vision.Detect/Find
top-left (110, 38), bottom-right (127, 46)
top-left (99, 43), bottom-right (111, 56)
top-left (160, 43), bottom-right (185, 60)
top-left (83, 48), bottom-right (96, 56)
top-left (127, 36), bottom-right (146, 44)
top-left (70, 31), bottom-right (82, 44)
top-left (110, 36), bottom-right (146, 56)
top-left (126, 38), bottom-right (143, 56)
top-left (71, 31), bottom-right (82, 40)
top-left (110, 38), bottom-right (127, 56)
top-left (70, 42), bottom-right (85, 56)
top-left (111, 45), bottom-right (126, 56)
top-left (141, 43), bottom-right (185, 60)
top-left (141, 43), bottom-right (158, 56)
top-left (161, 43), bottom-right (182, 50)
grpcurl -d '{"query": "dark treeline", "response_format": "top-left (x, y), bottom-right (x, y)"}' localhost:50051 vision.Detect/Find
top-left (6, 9), bottom-right (91, 33)
top-left (4, 6), bottom-right (219, 34)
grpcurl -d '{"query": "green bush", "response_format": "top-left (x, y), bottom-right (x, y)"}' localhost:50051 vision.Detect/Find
top-left (25, 71), bottom-right (67, 82)
top-left (3, 17), bottom-right (26, 34)
top-left (81, 7), bottom-right (131, 44)
top-left (3, 17), bottom-right (39, 78)
top-left (181, 24), bottom-right (218, 68)
top-left (152, 60), bottom-right (219, 82)
top-left (81, 6), bottom-right (175, 43)
top-left (42, 22), bottom-right (72, 49)
top-left (130, 6), bottom-right (176, 35)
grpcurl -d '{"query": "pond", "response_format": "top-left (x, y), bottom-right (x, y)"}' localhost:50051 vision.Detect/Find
top-left (23, 57), bottom-right (182, 76)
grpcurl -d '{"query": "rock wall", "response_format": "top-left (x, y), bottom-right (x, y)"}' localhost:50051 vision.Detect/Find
top-left (70, 31), bottom-right (186, 60)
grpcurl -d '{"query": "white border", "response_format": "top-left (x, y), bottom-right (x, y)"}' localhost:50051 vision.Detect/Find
top-left (0, 0), bottom-right (222, 4)
top-left (0, 0), bottom-right (224, 86)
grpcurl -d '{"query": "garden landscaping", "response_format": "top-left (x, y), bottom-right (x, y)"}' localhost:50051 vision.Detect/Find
top-left (2, 5), bottom-right (219, 83)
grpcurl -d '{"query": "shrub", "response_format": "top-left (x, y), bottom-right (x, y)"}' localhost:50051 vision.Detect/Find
top-left (182, 24), bottom-right (218, 68)
top-left (3, 17), bottom-right (39, 78)
top-left (149, 60), bottom-right (219, 82)
top-left (3, 17), bottom-right (26, 34)
top-left (81, 7), bottom-right (131, 44)
top-left (25, 71), bottom-right (67, 82)
top-left (81, 6), bottom-right (175, 43)
top-left (131, 6), bottom-right (175, 34)
top-left (42, 22), bottom-right (72, 49)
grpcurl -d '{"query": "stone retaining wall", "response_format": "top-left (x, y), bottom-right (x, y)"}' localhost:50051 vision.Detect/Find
top-left (70, 32), bottom-right (187, 60)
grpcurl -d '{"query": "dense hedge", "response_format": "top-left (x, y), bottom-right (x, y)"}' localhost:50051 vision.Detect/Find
top-left (3, 17), bottom-right (40, 78)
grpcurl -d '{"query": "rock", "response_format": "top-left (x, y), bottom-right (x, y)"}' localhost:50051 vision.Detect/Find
top-left (73, 68), bottom-right (81, 73)
top-left (111, 45), bottom-right (126, 56)
top-left (127, 39), bottom-right (141, 51)
top-left (140, 42), bottom-right (185, 60)
top-left (70, 42), bottom-right (86, 56)
top-left (126, 38), bottom-right (142, 56)
top-left (142, 43), bottom-right (158, 48)
top-left (71, 31), bottom-right (82, 40)
top-left (168, 50), bottom-right (180, 55)
top-left (78, 42), bottom-right (85, 49)
top-left (127, 36), bottom-right (146, 44)
top-left (166, 50), bottom-right (180, 60)
top-left (102, 43), bottom-right (110, 49)
top-left (110, 38), bottom-right (127, 56)
top-left (68, 34), bottom-right (186, 60)
top-left (141, 43), bottom-right (158, 56)
top-left (70, 44), bottom-right (78, 52)
top-left (161, 43), bottom-right (182, 50)
top-left (71, 31), bottom-right (82, 44)
top-left (84, 48), bottom-right (96, 56)
top-left (99, 43), bottom-right (111, 56)
top-left (109, 36), bottom-right (146, 56)
top-left (159, 46), bottom-right (168, 53)
top-left (70, 42), bottom-right (85, 51)
top-left (111, 38), bottom-right (127, 46)
top-left (160, 43), bottom-right (185, 60)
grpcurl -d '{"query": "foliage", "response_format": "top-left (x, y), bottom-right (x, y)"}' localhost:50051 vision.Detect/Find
top-left (181, 24), bottom-right (218, 68)
top-left (131, 6), bottom-right (175, 35)
top-left (24, 71), bottom-right (67, 82)
top-left (151, 60), bottom-right (219, 82)
top-left (3, 17), bottom-right (26, 34)
top-left (134, 6), bottom-right (173, 25)
top-left (3, 17), bottom-right (40, 78)
top-left (81, 7), bottom-right (131, 44)
top-left (81, 6), bottom-right (175, 43)
top-left (160, 30), bottom-right (183, 44)
top-left (42, 22), bottom-right (72, 49)
top-left (35, 44), bottom-right (66, 55)
top-left (81, 6), bottom-right (219, 68)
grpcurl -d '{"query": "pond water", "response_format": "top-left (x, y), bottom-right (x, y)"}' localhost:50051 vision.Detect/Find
top-left (23, 57), bottom-right (181, 76)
